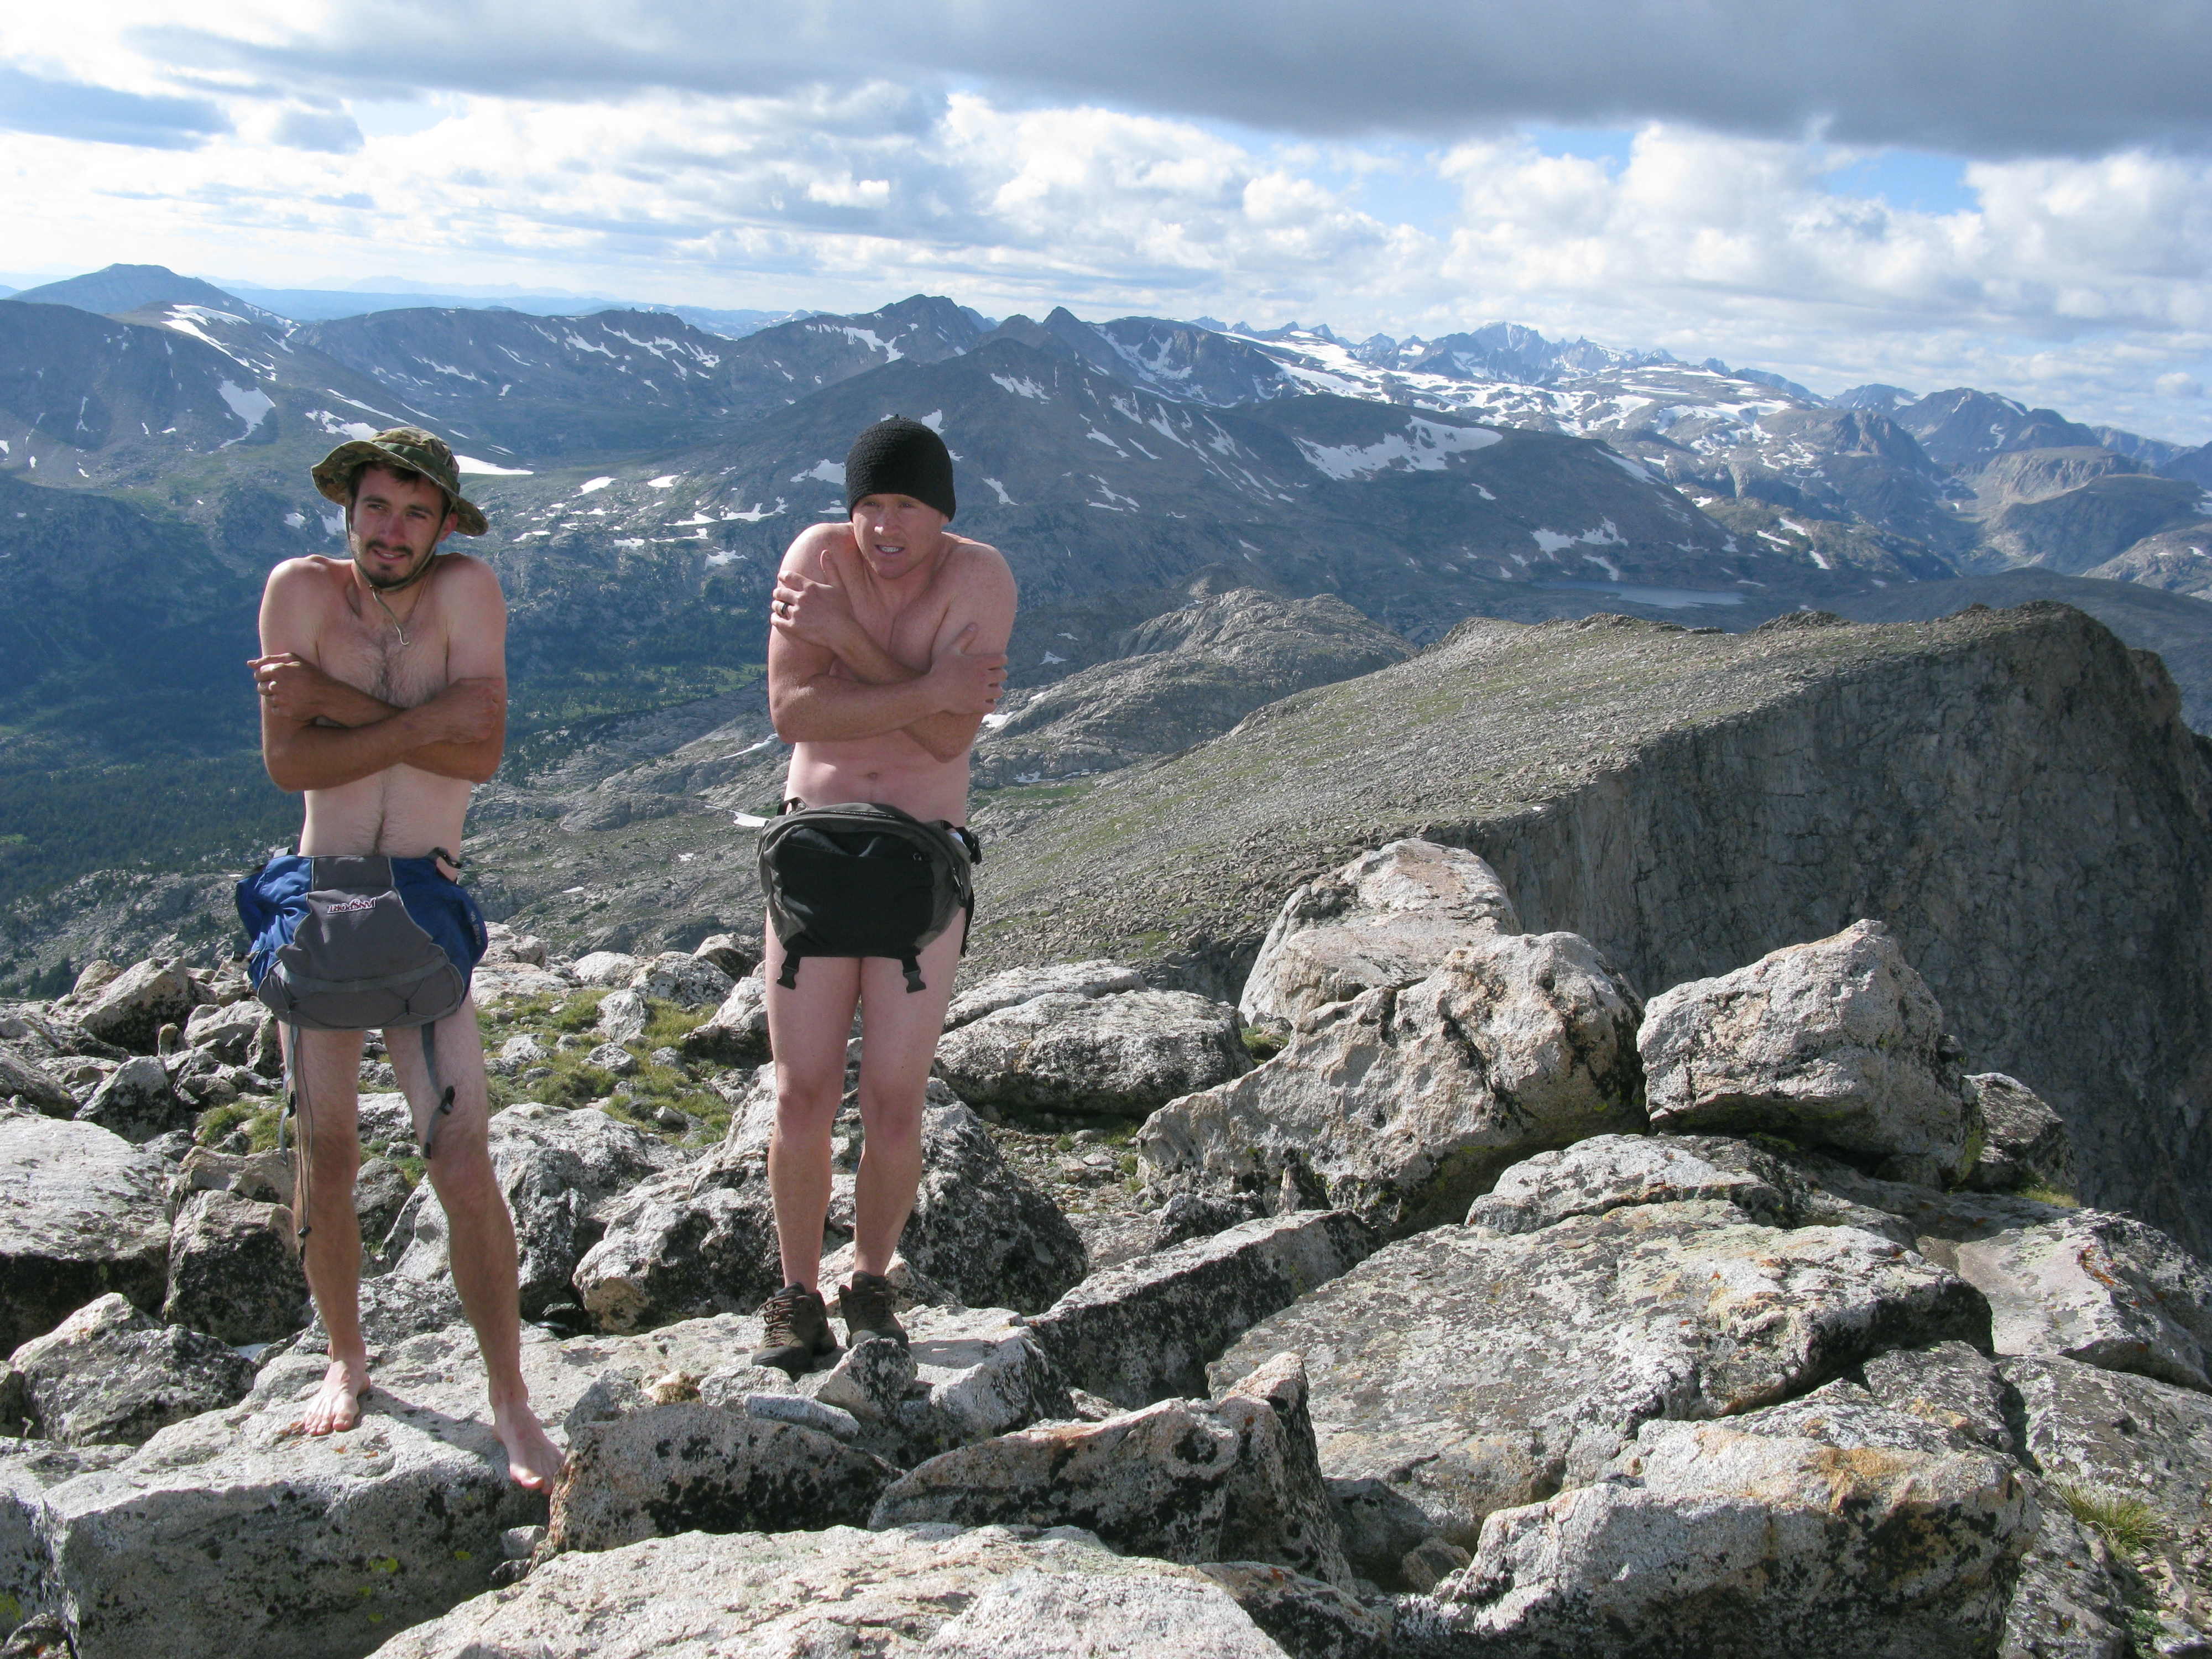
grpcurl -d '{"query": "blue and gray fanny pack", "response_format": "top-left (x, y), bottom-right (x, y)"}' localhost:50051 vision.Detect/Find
top-left (238, 852), bottom-right (486, 1031)
top-left (236, 852), bottom-right (487, 1174)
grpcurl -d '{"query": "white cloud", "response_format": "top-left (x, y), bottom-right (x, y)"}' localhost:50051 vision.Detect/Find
top-left (2, 11), bottom-right (2210, 444)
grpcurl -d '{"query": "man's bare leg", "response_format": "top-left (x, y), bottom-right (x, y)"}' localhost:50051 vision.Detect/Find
top-left (289, 1025), bottom-right (370, 1435)
top-left (388, 998), bottom-right (563, 1491)
top-left (849, 926), bottom-right (965, 1275)
top-left (764, 935), bottom-right (861, 1292)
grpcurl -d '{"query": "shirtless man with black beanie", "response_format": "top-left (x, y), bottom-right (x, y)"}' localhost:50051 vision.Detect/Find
top-left (750, 416), bottom-right (1016, 1375)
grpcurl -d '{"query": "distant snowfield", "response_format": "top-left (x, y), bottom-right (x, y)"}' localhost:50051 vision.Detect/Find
top-left (215, 379), bottom-right (273, 431)
top-left (456, 455), bottom-right (531, 474)
top-left (1294, 418), bottom-right (1502, 481)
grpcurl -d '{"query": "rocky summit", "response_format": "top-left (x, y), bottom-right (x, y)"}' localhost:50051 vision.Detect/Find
top-left (972, 601), bottom-right (2212, 1261)
top-left (3, 790), bottom-right (2211, 1656)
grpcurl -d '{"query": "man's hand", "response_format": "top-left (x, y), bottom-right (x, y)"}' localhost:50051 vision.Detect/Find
top-left (771, 573), bottom-right (860, 656)
top-left (251, 653), bottom-right (368, 726)
top-left (924, 623), bottom-right (1008, 716)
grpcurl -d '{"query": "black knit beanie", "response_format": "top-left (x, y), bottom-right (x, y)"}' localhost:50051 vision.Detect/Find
top-left (844, 416), bottom-right (956, 520)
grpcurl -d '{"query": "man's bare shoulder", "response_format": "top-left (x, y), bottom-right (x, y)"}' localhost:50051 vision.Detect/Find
top-left (263, 554), bottom-right (351, 602)
top-left (781, 521), bottom-right (854, 578)
top-left (936, 534), bottom-right (1014, 594)
top-left (428, 551), bottom-right (506, 614)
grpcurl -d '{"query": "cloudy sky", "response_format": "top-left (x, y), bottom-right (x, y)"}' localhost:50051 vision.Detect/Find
top-left (4, 1), bottom-right (2210, 442)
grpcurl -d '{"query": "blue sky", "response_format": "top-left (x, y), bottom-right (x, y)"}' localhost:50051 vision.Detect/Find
top-left (2, 1), bottom-right (2208, 441)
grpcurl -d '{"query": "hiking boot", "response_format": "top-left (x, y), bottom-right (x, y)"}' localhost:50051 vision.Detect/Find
top-left (837, 1271), bottom-right (909, 1350)
top-left (750, 1284), bottom-right (837, 1378)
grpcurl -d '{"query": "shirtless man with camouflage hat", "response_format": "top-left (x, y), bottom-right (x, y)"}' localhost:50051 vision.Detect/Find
top-left (241, 427), bottom-right (561, 1490)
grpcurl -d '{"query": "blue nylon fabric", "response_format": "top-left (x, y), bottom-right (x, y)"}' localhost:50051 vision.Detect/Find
top-left (236, 854), bottom-right (487, 994)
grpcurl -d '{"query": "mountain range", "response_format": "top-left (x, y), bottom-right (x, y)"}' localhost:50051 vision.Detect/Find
top-left (3, 260), bottom-right (2212, 988)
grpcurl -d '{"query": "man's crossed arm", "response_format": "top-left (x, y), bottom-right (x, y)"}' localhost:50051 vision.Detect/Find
top-left (255, 655), bottom-right (505, 790)
top-left (254, 557), bottom-right (508, 792)
top-left (767, 540), bottom-right (1015, 763)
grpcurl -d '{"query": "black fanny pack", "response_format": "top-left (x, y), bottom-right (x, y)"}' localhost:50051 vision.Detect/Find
top-left (758, 801), bottom-right (979, 992)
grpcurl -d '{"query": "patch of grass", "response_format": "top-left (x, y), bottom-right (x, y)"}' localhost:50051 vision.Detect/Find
top-left (2053, 1482), bottom-right (2168, 1555)
top-left (643, 1003), bottom-right (713, 1046)
top-left (2019, 1181), bottom-right (2081, 1208)
top-left (1242, 1026), bottom-right (1288, 1062)
top-left (194, 1098), bottom-right (284, 1151)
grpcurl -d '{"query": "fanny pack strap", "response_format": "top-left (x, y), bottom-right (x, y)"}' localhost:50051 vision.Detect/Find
top-left (282, 1018), bottom-right (312, 1251)
top-left (418, 1022), bottom-right (454, 1158)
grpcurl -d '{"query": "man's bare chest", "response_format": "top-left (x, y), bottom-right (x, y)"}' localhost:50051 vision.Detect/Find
top-left (315, 601), bottom-right (446, 709)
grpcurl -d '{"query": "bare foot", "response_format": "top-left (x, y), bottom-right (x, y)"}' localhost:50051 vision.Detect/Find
top-left (299, 1355), bottom-right (370, 1436)
top-left (493, 1400), bottom-right (566, 1491)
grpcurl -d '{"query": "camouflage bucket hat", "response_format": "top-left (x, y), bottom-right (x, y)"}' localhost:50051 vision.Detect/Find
top-left (311, 426), bottom-right (488, 537)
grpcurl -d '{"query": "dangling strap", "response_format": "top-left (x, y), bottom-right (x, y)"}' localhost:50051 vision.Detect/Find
top-left (283, 1018), bottom-right (312, 1247)
top-left (417, 1021), bottom-right (455, 1159)
top-left (901, 952), bottom-right (926, 994)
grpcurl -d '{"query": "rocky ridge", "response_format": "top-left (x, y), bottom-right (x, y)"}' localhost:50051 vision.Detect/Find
top-left (2, 831), bottom-right (2209, 1656)
top-left (966, 601), bottom-right (2212, 1263)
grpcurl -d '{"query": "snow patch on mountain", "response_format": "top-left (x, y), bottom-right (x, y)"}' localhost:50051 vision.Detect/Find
top-left (1295, 418), bottom-right (1503, 481)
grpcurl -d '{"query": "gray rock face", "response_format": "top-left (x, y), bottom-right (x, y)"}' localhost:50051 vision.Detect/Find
top-left (1241, 839), bottom-right (1521, 1027)
top-left (968, 605), bottom-right (2212, 1260)
top-left (578, 1098), bottom-right (1079, 1332)
top-left (585, 1040), bottom-right (637, 1074)
top-left (1639, 919), bottom-right (1976, 1181)
top-left (547, 1402), bottom-right (898, 1552)
top-left (1141, 931), bottom-right (1646, 1237)
top-left (28, 1312), bottom-right (795, 1659)
top-left (1860, 1339), bottom-right (2020, 1455)
top-left (573, 1142), bottom-right (783, 1334)
top-left (181, 1000), bottom-right (270, 1070)
top-left (76, 962), bottom-right (200, 1054)
top-left (6, 1293), bottom-right (254, 1447)
top-left (627, 951), bottom-right (733, 1008)
top-left (1, 1443), bottom-right (131, 1627)
top-left (2000, 1487), bottom-right (2139, 1659)
top-left (163, 1190), bottom-right (309, 1345)
top-left (38, 1381), bottom-right (540, 1658)
top-left (872, 1353), bottom-right (1349, 1588)
top-left (573, 951), bottom-right (641, 988)
top-left (364, 1523), bottom-right (1287, 1658)
top-left (894, 1103), bottom-right (1088, 1316)
top-left (679, 973), bottom-right (768, 1065)
top-left (392, 1105), bottom-right (685, 1321)
top-left (1210, 1199), bottom-right (1989, 1544)
top-left (2004, 1355), bottom-right (2212, 1520)
top-left (688, 932), bottom-right (757, 979)
top-left (0, 1042), bottom-right (74, 1117)
top-left (1951, 1210), bottom-right (2212, 1391)
top-left (1425, 1381), bottom-right (2035, 1659)
top-left (1464, 1132), bottom-right (1919, 1245)
top-left (596, 988), bottom-right (648, 1045)
top-left (925, 1564), bottom-right (1294, 1658)
top-left (0, 1114), bottom-right (171, 1353)
top-left (1966, 1072), bottom-right (2079, 1195)
top-left (933, 987), bottom-right (1251, 1118)
top-left (1027, 1209), bottom-right (1378, 1408)
top-left (945, 960), bottom-right (1149, 1028)
top-left (353, 1158), bottom-right (413, 1253)
top-left (1199, 1562), bottom-right (1395, 1659)
top-left (74, 1056), bottom-right (185, 1145)
top-left (479, 920), bottom-right (549, 967)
